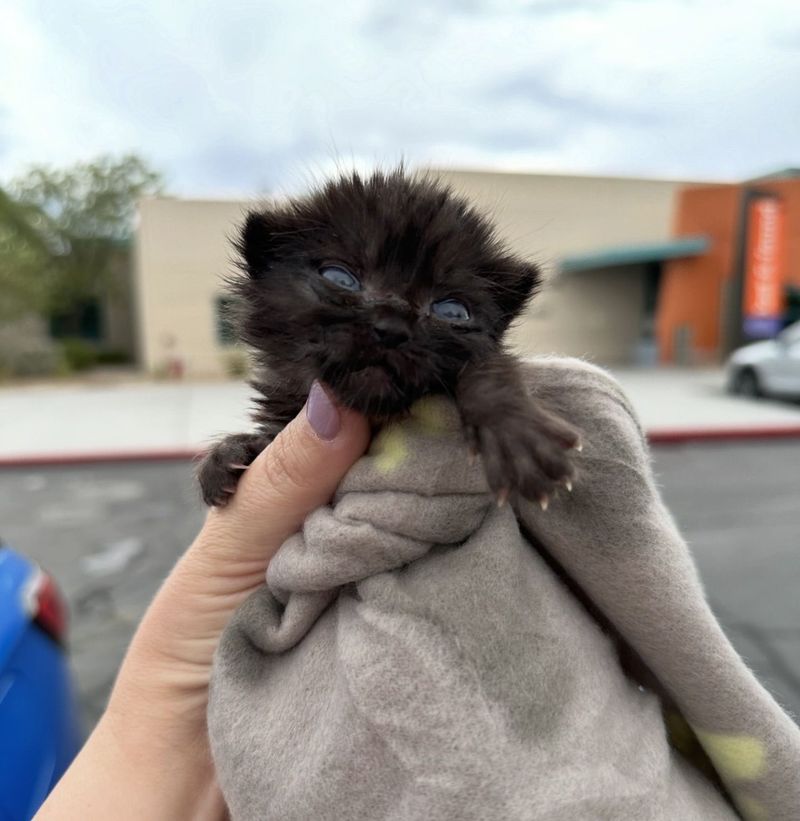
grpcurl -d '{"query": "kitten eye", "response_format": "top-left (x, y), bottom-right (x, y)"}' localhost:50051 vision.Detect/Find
top-left (320, 265), bottom-right (361, 291)
top-left (431, 299), bottom-right (470, 322)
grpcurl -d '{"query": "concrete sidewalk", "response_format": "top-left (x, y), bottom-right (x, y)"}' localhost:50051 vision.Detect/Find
top-left (0, 381), bottom-right (251, 462)
top-left (1, 367), bottom-right (800, 462)
top-left (612, 367), bottom-right (800, 440)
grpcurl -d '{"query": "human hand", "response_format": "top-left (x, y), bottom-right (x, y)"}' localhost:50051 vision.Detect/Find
top-left (35, 383), bottom-right (370, 820)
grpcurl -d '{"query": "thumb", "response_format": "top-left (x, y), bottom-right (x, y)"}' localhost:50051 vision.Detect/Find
top-left (204, 381), bottom-right (371, 564)
top-left (110, 383), bottom-right (368, 711)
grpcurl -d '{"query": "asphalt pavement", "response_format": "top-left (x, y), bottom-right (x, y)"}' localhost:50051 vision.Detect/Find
top-left (1, 440), bottom-right (798, 731)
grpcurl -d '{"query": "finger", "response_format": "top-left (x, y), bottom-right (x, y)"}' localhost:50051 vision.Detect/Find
top-left (203, 381), bottom-right (370, 563)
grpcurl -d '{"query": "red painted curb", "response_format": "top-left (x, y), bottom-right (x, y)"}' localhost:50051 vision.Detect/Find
top-left (1, 426), bottom-right (800, 468)
top-left (0, 448), bottom-right (202, 468)
top-left (647, 425), bottom-right (800, 444)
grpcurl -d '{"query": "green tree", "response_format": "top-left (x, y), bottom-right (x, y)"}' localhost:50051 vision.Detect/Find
top-left (6, 153), bottom-right (164, 315)
top-left (0, 186), bottom-right (54, 321)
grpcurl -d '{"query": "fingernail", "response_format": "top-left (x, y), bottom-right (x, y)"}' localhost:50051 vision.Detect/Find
top-left (306, 381), bottom-right (340, 441)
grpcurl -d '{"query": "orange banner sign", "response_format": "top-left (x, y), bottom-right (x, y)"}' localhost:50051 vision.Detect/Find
top-left (742, 196), bottom-right (786, 337)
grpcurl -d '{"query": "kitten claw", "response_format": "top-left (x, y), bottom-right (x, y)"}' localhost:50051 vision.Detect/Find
top-left (573, 440), bottom-right (583, 452)
top-left (496, 488), bottom-right (510, 508)
top-left (228, 463), bottom-right (250, 471)
top-left (539, 495), bottom-right (550, 512)
top-left (564, 479), bottom-right (573, 493)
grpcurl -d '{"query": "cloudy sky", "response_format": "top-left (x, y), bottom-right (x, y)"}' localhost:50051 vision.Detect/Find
top-left (1, 0), bottom-right (798, 196)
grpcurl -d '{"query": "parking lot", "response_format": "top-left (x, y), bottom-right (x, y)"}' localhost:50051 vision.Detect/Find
top-left (1, 440), bottom-right (798, 730)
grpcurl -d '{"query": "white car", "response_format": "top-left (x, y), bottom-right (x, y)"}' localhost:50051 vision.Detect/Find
top-left (727, 321), bottom-right (800, 398)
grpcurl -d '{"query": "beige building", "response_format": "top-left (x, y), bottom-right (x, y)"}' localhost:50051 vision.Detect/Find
top-left (134, 168), bottom-right (705, 377)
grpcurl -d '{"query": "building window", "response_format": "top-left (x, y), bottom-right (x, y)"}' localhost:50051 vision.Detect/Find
top-left (215, 295), bottom-right (237, 345)
top-left (49, 300), bottom-right (103, 341)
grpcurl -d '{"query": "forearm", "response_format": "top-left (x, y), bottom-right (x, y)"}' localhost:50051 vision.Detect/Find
top-left (35, 713), bottom-right (225, 821)
top-left (33, 529), bottom-right (248, 821)
top-left (35, 503), bottom-right (304, 820)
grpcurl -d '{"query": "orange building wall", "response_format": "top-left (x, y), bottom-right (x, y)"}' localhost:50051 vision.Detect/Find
top-left (658, 184), bottom-right (739, 362)
top-left (659, 177), bottom-right (800, 363)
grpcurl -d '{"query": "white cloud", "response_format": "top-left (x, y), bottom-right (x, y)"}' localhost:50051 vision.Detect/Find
top-left (0, 0), bottom-right (798, 195)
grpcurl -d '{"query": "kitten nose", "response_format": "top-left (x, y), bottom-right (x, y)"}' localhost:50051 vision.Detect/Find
top-left (373, 316), bottom-right (411, 347)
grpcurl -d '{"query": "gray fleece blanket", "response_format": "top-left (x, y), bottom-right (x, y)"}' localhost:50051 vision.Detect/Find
top-left (208, 357), bottom-right (800, 820)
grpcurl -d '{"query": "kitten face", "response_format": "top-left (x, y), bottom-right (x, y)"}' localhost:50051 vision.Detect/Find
top-left (233, 170), bottom-right (540, 416)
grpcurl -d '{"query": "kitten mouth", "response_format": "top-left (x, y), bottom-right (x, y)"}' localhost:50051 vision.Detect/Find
top-left (352, 364), bottom-right (393, 384)
top-left (342, 363), bottom-right (397, 398)
top-left (322, 361), bottom-right (416, 416)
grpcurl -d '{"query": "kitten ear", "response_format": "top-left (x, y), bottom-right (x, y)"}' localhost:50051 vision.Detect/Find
top-left (493, 259), bottom-right (542, 326)
top-left (238, 210), bottom-right (286, 278)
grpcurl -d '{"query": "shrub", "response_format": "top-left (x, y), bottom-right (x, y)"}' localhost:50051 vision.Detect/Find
top-left (0, 316), bottom-right (64, 378)
top-left (61, 337), bottom-right (98, 371)
top-left (95, 349), bottom-right (132, 365)
top-left (223, 349), bottom-right (249, 378)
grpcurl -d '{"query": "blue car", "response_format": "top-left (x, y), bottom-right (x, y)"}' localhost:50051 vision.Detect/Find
top-left (0, 544), bottom-right (83, 820)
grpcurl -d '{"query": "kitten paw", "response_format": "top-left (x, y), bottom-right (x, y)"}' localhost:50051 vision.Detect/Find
top-left (196, 432), bottom-right (270, 507)
top-left (465, 405), bottom-right (580, 509)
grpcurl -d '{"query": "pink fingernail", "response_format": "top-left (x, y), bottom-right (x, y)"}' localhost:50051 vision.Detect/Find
top-left (306, 381), bottom-right (340, 441)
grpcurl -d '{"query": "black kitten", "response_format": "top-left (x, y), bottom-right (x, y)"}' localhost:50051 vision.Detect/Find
top-left (198, 169), bottom-right (579, 507)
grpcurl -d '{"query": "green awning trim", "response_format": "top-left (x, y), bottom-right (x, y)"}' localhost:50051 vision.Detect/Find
top-left (560, 235), bottom-right (710, 274)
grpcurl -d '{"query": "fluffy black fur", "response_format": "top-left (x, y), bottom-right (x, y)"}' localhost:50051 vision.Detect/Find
top-left (198, 169), bottom-right (579, 507)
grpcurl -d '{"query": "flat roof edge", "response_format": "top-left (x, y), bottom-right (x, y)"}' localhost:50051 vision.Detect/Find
top-left (560, 235), bottom-right (711, 273)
